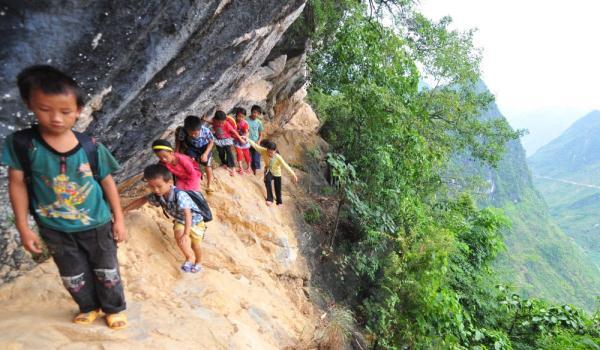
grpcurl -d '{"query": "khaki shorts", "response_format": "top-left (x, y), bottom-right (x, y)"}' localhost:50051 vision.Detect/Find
top-left (173, 222), bottom-right (206, 244)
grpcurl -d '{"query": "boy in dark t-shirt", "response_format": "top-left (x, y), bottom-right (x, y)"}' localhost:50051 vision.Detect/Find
top-left (2, 65), bottom-right (127, 330)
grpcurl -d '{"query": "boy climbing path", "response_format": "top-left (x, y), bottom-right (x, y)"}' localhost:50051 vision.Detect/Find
top-left (124, 164), bottom-right (211, 274)
top-left (249, 139), bottom-right (298, 206)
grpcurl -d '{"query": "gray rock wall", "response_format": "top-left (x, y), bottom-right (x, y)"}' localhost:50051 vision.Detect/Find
top-left (0, 0), bottom-right (309, 283)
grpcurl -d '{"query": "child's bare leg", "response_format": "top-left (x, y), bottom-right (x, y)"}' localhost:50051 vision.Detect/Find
top-left (205, 166), bottom-right (213, 190)
top-left (191, 242), bottom-right (202, 265)
top-left (174, 229), bottom-right (195, 262)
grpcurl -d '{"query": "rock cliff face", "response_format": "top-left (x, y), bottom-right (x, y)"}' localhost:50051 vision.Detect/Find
top-left (0, 1), bottom-right (317, 284)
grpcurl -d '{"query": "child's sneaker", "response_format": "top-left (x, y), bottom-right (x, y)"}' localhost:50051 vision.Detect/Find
top-left (191, 264), bottom-right (202, 273)
top-left (181, 261), bottom-right (193, 272)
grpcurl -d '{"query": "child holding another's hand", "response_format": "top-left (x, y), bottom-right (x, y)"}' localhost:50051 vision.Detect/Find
top-left (249, 139), bottom-right (298, 206)
top-left (233, 107), bottom-right (252, 175)
top-left (125, 165), bottom-right (207, 273)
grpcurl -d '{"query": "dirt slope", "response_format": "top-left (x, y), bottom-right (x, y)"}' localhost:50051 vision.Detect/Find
top-left (0, 167), bottom-right (318, 350)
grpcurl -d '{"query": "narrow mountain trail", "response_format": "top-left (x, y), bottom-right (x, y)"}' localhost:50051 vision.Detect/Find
top-left (0, 168), bottom-right (319, 349)
top-left (533, 175), bottom-right (600, 190)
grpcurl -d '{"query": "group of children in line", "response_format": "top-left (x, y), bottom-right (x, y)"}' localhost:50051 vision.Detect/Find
top-left (2, 65), bottom-right (298, 330)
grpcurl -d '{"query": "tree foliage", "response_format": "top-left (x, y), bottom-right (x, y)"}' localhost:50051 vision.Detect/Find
top-left (306, 1), bottom-right (600, 348)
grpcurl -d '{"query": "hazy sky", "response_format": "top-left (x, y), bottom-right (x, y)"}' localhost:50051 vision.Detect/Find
top-left (419, 0), bottom-right (600, 155)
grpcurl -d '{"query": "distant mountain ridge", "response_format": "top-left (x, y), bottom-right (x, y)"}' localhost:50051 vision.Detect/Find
top-left (459, 99), bottom-right (600, 310)
top-left (529, 110), bottom-right (600, 178)
top-left (528, 110), bottom-right (600, 269)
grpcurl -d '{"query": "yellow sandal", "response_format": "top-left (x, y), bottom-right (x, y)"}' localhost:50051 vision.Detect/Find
top-left (74, 309), bottom-right (101, 325)
top-left (105, 312), bottom-right (127, 330)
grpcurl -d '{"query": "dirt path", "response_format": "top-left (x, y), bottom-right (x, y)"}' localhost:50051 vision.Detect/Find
top-left (0, 168), bottom-right (317, 349)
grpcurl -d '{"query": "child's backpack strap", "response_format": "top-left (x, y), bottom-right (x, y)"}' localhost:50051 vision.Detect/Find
top-left (11, 127), bottom-right (39, 215)
top-left (73, 131), bottom-right (100, 182)
top-left (150, 193), bottom-right (172, 219)
top-left (12, 127), bottom-right (37, 180)
top-left (173, 188), bottom-right (213, 222)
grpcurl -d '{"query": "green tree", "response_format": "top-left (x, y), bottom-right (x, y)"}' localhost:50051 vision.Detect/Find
top-left (305, 1), bottom-right (597, 348)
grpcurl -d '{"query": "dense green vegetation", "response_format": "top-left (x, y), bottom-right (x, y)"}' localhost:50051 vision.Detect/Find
top-left (529, 111), bottom-right (600, 267)
top-left (298, 0), bottom-right (600, 348)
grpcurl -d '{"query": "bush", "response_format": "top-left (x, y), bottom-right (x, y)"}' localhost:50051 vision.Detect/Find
top-left (304, 203), bottom-right (323, 225)
top-left (315, 305), bottom-right (358, 350)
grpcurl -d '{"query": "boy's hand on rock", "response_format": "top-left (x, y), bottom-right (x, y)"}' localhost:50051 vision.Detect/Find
top-left (113, 220), bottom-right (127, 243)
top-left (292, 174), bottom-right (299, 183)
top-left (20, 228), bottom-right (42, 254)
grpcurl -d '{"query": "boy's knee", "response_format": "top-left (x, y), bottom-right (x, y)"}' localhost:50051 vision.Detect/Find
top-left (93, 268), bottom-right (121, 289)
top-left (61, 272), bottom-right (86, 293)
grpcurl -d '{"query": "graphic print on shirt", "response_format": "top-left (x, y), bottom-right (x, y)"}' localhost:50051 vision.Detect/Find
top-left (214, 125), bottom-right (225, 139)
top-left (36, 163), bottom-right (94, 224)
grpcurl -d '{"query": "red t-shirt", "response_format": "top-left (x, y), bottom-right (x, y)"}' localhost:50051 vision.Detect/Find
top-left (236, 119), bottom-right (249, 136)
top-left (161, 153), bottom-right (202, 191)
top-left (212, 120), bottom-right (238, 140)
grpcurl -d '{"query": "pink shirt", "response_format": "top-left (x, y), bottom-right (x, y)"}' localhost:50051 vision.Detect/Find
top-left (162, 153), bottom-right (201, 191)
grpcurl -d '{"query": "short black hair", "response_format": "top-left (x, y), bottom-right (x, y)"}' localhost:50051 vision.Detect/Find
top-left (235, 107), bottom-right (247, 116)
top-left (17, 65), bottom-right (85, 108)
top-left (183, 115), bottom-right (202, 131)
top-left (143, 164), bottom-right (173, 182)
top-left (251, 105), bottom-right (262, 114)
top-left (261, 139), bottom-right (277, 151)
top-left (214, 110), bottom-right (226, 121)
top-left (151, 139), bottom-right (173, 152)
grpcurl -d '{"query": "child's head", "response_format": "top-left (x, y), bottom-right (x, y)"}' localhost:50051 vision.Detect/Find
top-left (183, 115), bottom-right (203, 138)
top-left (151, 139), bottom-right (176, 164)
top-left (213, 110), bottom-right (226, 126)
top-left (143, 164), bottom-right (173, 196)
top-left (261, 140), bottom-right (277, 156)
top-left (235, 107), bottom-right (247, 121)
top-left (17, 65), bottom-right (85, 134)
top-left (250, 105), bottom-right (262, 119)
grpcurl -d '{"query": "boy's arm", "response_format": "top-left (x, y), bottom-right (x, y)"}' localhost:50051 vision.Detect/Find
top-left (278, 156), bottom-right (298, 183)
top-left (201, 139), bottom-right (214, 163)
top-left (176, 208), bottom-right (192, 246)
top-left (100, 174), bottom-right (127, 243)
top-left (123, 196), bottom-right (148, 213)
top-left (248, 140), bottom-right (267, 152)
top-left (257, 122), bottom-right (264, 143)
top-left (230, 125), bottom-right (244, 143)
top-left (8, 168), bottom-right (42, 254)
